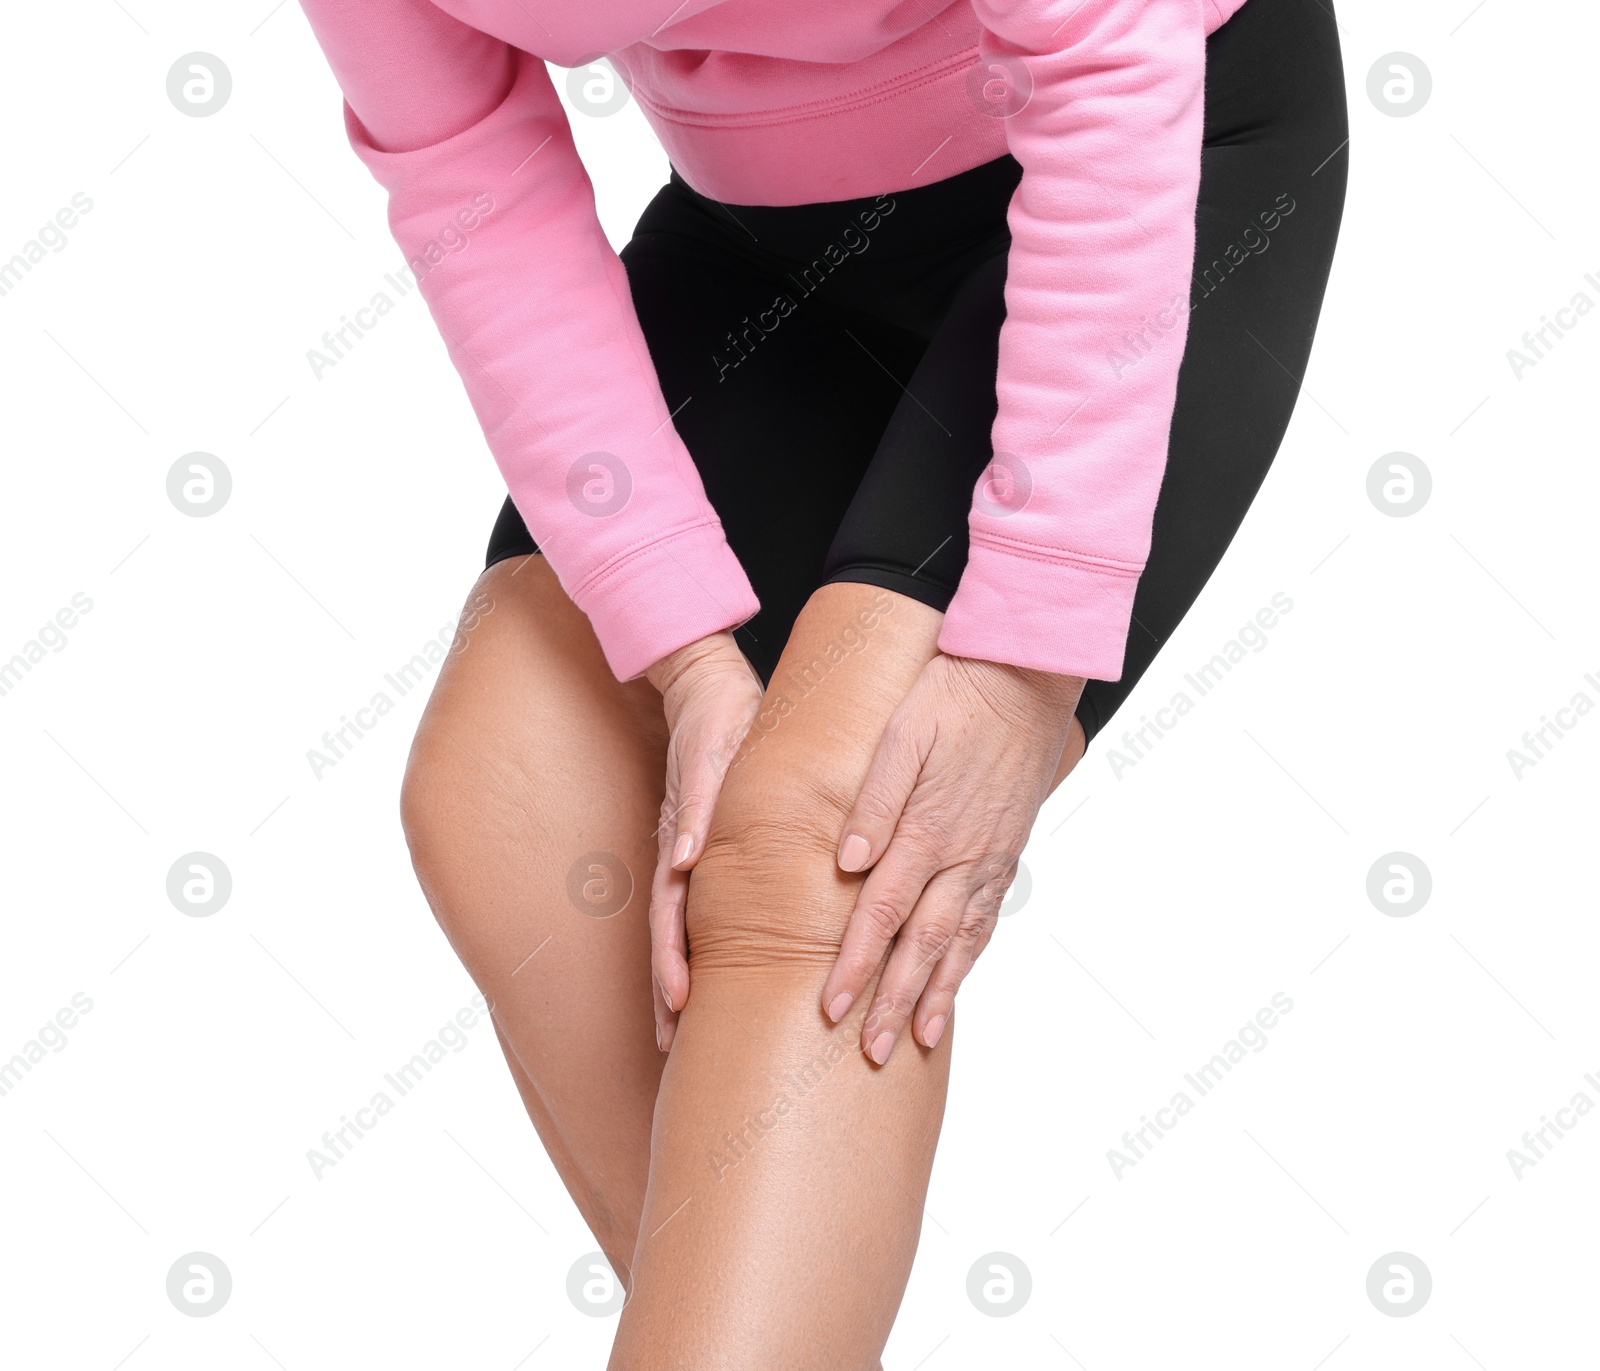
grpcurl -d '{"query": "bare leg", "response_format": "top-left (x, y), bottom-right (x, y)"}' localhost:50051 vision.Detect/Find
top-left (399, 555), bottom-right (671, 1281)
top-left (612, 583), bottom-right (1067, 1370)
top-left (402, 561), bottom-right (1087, 1341)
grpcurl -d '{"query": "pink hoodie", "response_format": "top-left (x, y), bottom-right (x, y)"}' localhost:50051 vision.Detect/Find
top-left (299, 0), bottom-right (1249, 682)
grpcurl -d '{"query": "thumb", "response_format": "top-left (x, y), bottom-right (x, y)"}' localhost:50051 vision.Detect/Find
top-left (669, 711), bottom-right (743, 871)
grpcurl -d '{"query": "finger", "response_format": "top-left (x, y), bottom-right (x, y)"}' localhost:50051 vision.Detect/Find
top-left (667, 753), bottom-right (720, 871)
top-left (912, 896), bottom-right (999, 1049)
top-left (859, 868), bottom-right (974, 1064)
top-left (820, 834), bottom-right (939, 1024)
top-left (668, 711), bottom-right (749, 871)
top-left (648, 800), bottom-right (691, 1035)
top-left (651, 950), bottom-right (678, 1053)
top-left (836, 711), bottom-right (929, 874)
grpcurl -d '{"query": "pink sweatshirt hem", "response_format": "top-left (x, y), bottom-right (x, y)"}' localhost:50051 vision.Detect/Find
top-left (937, 534), bottom-right (1140, 681)
top-left (571, 519), bottom-right (761, 681)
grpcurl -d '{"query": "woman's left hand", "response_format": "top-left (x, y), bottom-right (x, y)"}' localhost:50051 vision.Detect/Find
top-left (820, 653), bottom-right (1085, 1064)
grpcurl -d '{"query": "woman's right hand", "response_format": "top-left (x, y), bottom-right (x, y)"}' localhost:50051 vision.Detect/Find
top-left (644, 631), bottom-right (764, 1051)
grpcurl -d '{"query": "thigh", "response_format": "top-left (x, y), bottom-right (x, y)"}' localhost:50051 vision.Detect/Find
top-left (1078, 0), bottom-right (1350, 739)
top-left (398, 555), bottom-right (670, 1275)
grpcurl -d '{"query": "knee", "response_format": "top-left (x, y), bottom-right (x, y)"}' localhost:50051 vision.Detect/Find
top-left (685, 766), bottom-right (862, 973)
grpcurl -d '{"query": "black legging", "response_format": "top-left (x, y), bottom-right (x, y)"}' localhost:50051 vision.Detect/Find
top-left (488, 0), bottom-right (1349, 744)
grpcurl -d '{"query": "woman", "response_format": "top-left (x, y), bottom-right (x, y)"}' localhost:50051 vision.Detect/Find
top-left (298, 0), bottom-right (1347, 1361)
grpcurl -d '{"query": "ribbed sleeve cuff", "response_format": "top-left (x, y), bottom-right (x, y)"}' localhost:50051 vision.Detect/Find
top-left (568, 519), bottom-right (761, 682)
top-left (936, 534), bottom-right (1141, 682)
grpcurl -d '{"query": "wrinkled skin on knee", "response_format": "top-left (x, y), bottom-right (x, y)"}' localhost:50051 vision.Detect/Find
top-left (685, 766), bottom-right (868, 973)
top-left (679, 587), bottom-right (939, 977)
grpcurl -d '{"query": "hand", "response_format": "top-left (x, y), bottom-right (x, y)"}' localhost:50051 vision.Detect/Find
top-left (821, 653), bottom-right (1085, 1064)
top-left (644, 631), bottom-right (764, 1052)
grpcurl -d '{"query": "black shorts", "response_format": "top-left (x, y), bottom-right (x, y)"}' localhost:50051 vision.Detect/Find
top-left (487, 0), bottom-right (1349, 744)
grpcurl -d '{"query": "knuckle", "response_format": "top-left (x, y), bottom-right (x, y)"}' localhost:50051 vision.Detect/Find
top-left (954, 903), bottom-right (993, 943)
top-left (905, 919), bottom-right (955, 963)
top-left (859, 897), bottom-right (908, 944)
top-left (852, 785), bottom-right (901, 830)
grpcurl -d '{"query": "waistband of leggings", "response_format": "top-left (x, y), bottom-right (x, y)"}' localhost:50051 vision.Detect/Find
top-left (662, 153), bottom-right (1023, 262)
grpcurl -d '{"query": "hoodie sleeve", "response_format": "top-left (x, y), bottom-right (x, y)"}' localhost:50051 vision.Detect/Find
top-left (937, 0), bottom-right (1208, 682)
top-left (295, 0), bottom-right (759, 681)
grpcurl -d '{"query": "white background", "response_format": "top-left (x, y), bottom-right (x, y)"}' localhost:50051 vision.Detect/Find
top-left (2, 1), bottom-right (1596, 1366)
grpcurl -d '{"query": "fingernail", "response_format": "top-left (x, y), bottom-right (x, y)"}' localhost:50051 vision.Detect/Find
top-left (673, 833), bottom-right (694, 866)
top-left (839, 833), bottom-right (871, 872)
top-left (656, 975), bottom-right (672, 1013)
top-left (659, 1019), bottom-right (676, 1052)
top-left (826, 992), bottom-right (854, 1023)
top-left (922, 1015), bottom-right (947, 1048)
top-left (868, 1031), bottom-right (894, 1065)
top-left (655, 1021), bottom-right (665, 1051)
